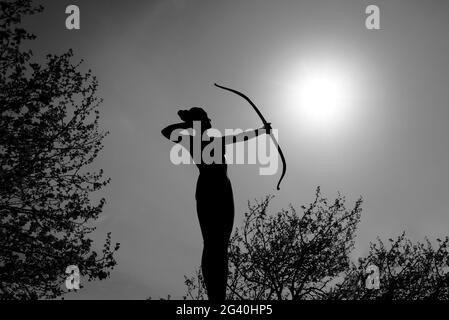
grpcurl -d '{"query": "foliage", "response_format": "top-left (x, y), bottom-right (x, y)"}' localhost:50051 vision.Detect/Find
top-left (0, 0), bottom-right (119, 299)
top-left (329, 233), bottom-right (449, 300)
top-left (185, 188), bottom-right (449, 300)
top-left (186, 187), bottom-right (363, 300)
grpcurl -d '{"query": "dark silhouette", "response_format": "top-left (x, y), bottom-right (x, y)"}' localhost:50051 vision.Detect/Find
top-left (162, 107), bottom-right (271, 301)
top-left (185, 188), bottom-right (449, 300)
top-left (0, 1), bottom-right (119, 299)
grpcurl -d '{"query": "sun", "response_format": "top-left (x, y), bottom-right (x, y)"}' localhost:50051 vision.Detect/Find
top-left (281, 62), bottom-right (355, 137)
top-left (299, 72), bottom-right (346, 126)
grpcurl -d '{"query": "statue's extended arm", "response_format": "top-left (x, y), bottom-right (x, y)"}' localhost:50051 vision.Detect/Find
top-left (221, 123), bottom-right (272, 145)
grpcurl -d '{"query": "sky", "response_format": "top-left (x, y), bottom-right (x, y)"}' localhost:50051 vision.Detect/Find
top-left (21, 0), bottom-right (449, 299)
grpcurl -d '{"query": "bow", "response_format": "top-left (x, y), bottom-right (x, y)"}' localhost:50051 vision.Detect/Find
top-left (214, 83), bottom-right (286, 190)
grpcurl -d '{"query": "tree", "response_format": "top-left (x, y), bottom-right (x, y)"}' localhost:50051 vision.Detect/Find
top-left (328, 234), bottom-right (449, 300)
top-left (185, 187), bottom-right (363, 300)
top-left (0, 0), bottom-right (119, 299)
top-left (184, 188), bottom-right (449, 300)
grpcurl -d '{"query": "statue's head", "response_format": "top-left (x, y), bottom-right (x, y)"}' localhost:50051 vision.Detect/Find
top-left (178, 107), bottom-right (211, 130)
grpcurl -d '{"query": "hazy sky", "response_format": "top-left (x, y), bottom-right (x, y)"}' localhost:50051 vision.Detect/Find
top-left (22, 0), bottom-right (449, 299)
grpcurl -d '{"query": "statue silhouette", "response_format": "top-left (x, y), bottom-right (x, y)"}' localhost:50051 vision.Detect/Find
top-left (162, 107), bottom-right (271, 301)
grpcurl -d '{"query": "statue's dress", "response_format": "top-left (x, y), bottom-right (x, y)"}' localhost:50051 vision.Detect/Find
top-left (192, 138), bottom-right (234, 301)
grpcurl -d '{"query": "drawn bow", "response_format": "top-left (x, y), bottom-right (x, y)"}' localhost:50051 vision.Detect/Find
top-left (214, 83), bottom-right (286, 190)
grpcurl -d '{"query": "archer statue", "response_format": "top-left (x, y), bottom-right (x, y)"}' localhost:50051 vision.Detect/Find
top-left (161, 83), bottom-right (286, 301)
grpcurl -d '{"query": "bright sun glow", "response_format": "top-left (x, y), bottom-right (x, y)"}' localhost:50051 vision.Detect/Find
top-left (299, 72), bottom-right (346, 125)
top-left (281, 61), bottom-right (356, 137)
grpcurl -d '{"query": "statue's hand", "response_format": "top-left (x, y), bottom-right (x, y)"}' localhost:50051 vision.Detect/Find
top-left (263, 122), bottom-right (272, 134)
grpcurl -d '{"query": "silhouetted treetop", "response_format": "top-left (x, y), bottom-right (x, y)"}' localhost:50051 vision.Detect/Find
top-left (0, 0), bottom-right (119, 299)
